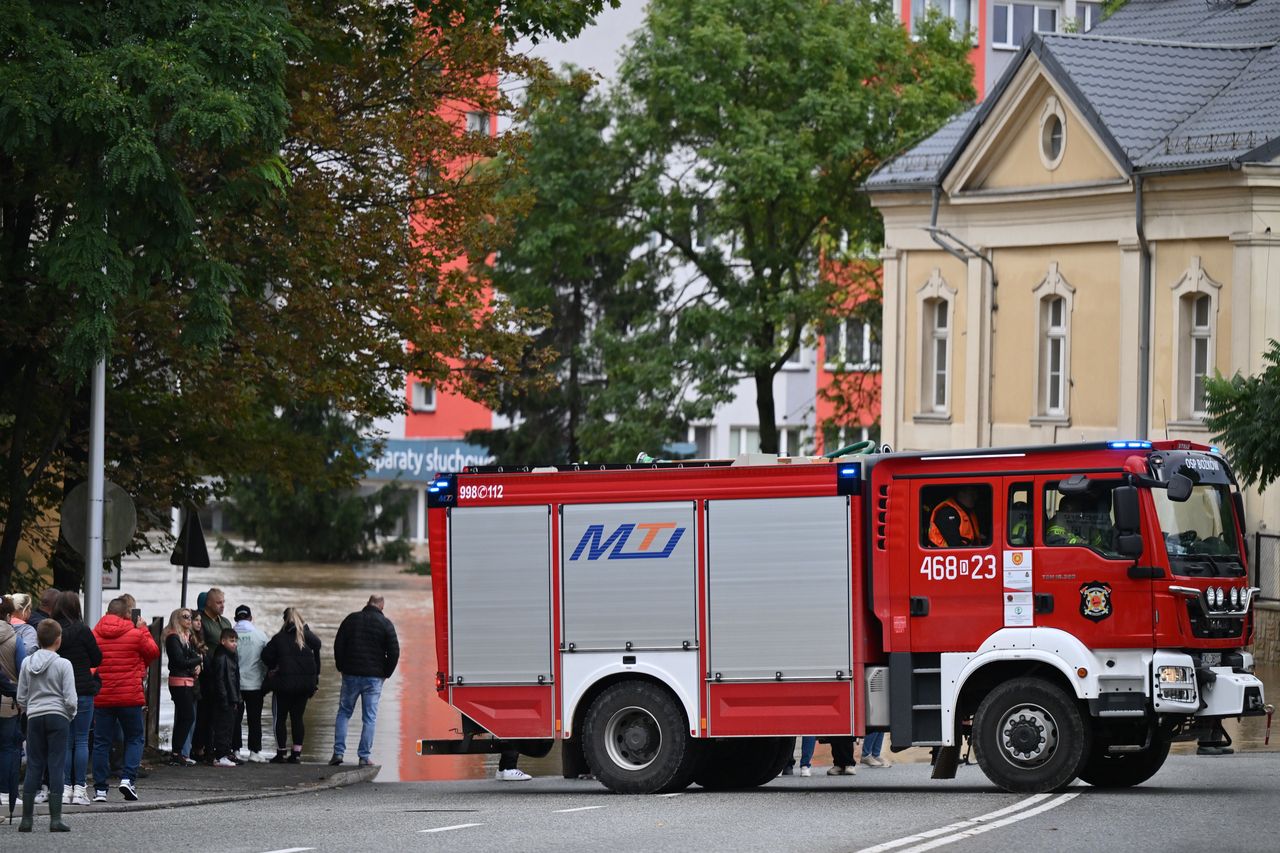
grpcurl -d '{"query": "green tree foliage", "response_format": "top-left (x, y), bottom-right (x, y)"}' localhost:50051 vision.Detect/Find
top-left (220, 403), bottom-right (408, 562)
top-left (0, 1), bottom-right (612, 592)
top-left (469, 72), bottom-right (731, 464)
top-left (611, 0), bottom-right (975, 452)
top-left (1205, 339), bottom-right (1280, 490)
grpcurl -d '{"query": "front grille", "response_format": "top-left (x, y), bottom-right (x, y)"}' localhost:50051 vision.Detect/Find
top-left (1185, 601), bottom-right (1244, 640)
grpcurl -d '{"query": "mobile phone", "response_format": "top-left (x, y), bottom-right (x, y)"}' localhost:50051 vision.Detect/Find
top-left (131, 608), bottom-right (141, 624)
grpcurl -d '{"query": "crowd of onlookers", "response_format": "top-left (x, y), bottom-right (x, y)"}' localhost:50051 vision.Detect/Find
top-left (1, 585), bottom-right (399, 833)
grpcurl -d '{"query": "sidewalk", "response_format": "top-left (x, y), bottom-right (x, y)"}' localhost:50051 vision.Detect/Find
top-left (2, 759), bottom-right (379, 818)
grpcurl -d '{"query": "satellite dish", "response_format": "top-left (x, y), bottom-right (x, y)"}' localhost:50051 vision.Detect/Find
top-left (60, 480), bottom-right (138, 559)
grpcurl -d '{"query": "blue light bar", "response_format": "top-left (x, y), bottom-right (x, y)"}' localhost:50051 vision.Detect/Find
top-left (1209, 445), bottom-right (1221, 455)
top-left (1107, 440), bottom-right (1152, 450)
top-left (839, 466), bottom-right (860, 477)
top-left (428, 487), bottom-right (440, 493)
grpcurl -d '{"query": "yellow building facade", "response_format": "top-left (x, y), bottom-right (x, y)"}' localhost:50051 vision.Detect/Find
top-left (867, 22), bottom-right (1280, 537)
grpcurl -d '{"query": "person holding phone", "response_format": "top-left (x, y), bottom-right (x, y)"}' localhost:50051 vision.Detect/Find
top-left (91, 598), bottom-right (158, 802)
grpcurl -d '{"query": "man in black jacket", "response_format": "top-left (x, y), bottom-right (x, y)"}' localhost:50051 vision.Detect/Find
top-left (329, 596), bottom-right (399, 766)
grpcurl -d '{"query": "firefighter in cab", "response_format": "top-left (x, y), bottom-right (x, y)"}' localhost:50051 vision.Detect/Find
top-left (928, 485), bottom-right (987, 547)
top-left (1046, 492), bottom-right (1114, 550)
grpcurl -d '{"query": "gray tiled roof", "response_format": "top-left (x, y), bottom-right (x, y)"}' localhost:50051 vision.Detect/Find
top-left (1039, 33), bottom-right (1265, 166)
top-left (1092, 0), bottom-right (1280, 45)
top-left (866, 6), bottom-right (1280, 192)
top-left (864, 106), bottom-right (980, 189)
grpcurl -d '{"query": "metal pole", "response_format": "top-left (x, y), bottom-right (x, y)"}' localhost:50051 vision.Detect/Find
top-left (181, 506), bottom-right (190, 609)
top-left (85, 357), bottom-right (105, 623)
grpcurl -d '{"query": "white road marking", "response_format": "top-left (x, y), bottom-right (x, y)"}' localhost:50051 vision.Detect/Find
top-left (554, 805), bottom-right (606, 813)
top-left (855, 793), bottom-right (1077, 853)
top-left (261, 848), bottom-right (315, 853)
top-left (659, 792), bottom-right (682, 798)
top-left (419, 823), bottom-right (485, 833)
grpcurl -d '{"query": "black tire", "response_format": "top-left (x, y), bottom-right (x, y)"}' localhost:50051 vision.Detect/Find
top-left (973, 677), bottom-right (1089, 793)
top-left (582, 681), bottom-right (699, 794)
top-left (693, 737), bottom-right (792, 790)
top-left (1077, 738), bottom-right (1171, 788)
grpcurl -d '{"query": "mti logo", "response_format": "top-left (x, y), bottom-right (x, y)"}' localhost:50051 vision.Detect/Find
top-left (570, 523), bottom-right (686, 561)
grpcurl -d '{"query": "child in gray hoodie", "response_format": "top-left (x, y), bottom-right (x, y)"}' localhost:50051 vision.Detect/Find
top-left (16, 619), bottom-right (77, 832)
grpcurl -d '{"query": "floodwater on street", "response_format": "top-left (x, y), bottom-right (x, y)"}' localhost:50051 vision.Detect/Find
top-left (120, 552), bottom-right (1279, 784)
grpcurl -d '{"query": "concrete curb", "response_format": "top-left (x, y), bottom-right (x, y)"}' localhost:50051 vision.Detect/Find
top-left (55, 764), bottom-right (380, 816)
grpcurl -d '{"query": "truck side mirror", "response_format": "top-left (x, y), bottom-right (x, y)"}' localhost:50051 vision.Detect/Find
top-left (1113, 486), bottom-right (1144, 557)
top-left (1166, 473), bottom-right (1193, 502)
top-left (1113, 486), bottom-right (1140, 533)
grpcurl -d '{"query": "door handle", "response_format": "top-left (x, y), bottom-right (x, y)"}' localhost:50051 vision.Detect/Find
top-left (909, 596), bottom-right (930, 616)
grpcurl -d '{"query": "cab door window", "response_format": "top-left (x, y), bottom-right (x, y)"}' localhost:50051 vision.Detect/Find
top-left (1007, 481), bottom-right (1033, 547)
top-left (921, 483), bottom-right (992, 548)
top-left (1043, 480), bottom-right (1126, 558)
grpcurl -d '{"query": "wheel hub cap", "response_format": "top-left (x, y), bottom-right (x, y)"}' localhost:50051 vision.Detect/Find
top-left (999, 705), bottom-right (1058, 767)
top-left (604, 706), bottom-right (661, 771)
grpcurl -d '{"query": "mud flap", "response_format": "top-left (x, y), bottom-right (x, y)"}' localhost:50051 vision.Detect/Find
top-left (931, 745), bottom-right (960, 779)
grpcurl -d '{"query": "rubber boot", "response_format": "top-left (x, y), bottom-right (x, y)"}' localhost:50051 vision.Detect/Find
top-left (48, 789), bottom-right (70, 832)
top-left (17, 794), bottom-right (34, 832)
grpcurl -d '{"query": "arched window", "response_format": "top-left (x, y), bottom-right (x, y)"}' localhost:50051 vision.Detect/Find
top-left (1170, 257), bottom-right (1221, 422)
top-left (1031, 262), bottom-right (1074, 421)
top-left (1187, 293), bottom-right (1212, 417)
top-left (916, 269), bottom-right (956, 417)
top-left (1042, 296), bottom-right (1067, 416)
top-left (925, 298), bottom-right (950, 413)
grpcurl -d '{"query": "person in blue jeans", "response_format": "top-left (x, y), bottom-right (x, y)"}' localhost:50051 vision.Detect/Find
top-left (52, 591), bottom-right (101, 805)
top-left (91, 598), bottom-right (159, 801)
top-left (0, 616), bottom-right (27, 818)
top-left (782, 736), bottom-right (819, 776)
top-left (329, 595), bottom-right (399, 766)
top-left (860, 731), bottom-right (891, 768)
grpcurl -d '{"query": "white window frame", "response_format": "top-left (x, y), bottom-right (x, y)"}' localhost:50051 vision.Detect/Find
top-left (1077, 2), bottom-right (1101, 32)
top-left (464, 111), bottom-right (490, 135)
top-left (1170, 256), bottom-right (1222, 423)
top-left (1031, 262), bottom-right (1074, 422)
top-left (824, 317), bottom-right (882, 372)
top-left (729, 426), bottom-right (761, 456)
top-left (410, 381), bottom-right (437, 413)
top-left (992, 2), bottom-right (1059, 49)
top-left (916, 268), bottom-right (956, 417)
top-left (912, 0), bottom-right (980, 37)
top-left (689, 424), bottom-right (714, 458)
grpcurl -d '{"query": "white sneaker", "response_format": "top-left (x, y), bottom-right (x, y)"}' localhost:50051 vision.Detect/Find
top-left (826, 765), bottom-right (857, 776)
top-left (63, 784), bottom-right (73, 802)
top-left (248, 751), bottom-right (270, 763)
top-left (214, 756), bottom-right (237, 768)
top-left (92, 789), bottom-right (108, 803)
top-left (496, 768), bottom-right (532, 781)
top-left (34, 786), bottom-right (49, 803)
top-left (236, 748), bottom-right (251, 760)
top-left (72, 785), bottom-right (91, 806)
top-left (862, 755), bottom-right (890, 768)
top-left (799, 766), bottom-right (812, 777)
top-left (118, 779), bottom-right (138, 801)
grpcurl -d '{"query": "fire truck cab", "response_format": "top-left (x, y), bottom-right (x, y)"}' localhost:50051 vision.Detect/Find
top-left (419, 440), bottom-right (1268, 794)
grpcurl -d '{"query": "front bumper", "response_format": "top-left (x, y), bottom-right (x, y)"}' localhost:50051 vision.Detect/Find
top-left (1196, 667), bottom-right (1267, 718)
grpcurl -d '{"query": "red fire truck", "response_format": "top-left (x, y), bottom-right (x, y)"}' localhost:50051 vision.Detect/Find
top-left (419, 440), bottom-right (1269, 794)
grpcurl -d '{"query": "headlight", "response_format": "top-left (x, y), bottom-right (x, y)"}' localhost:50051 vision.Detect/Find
top-left (1231, 587), bottom-right (1240, 607)
top-left (1157, 665), bottom-right (1197, 703)
top-left (1212, 587), bottom-right (1224, 607)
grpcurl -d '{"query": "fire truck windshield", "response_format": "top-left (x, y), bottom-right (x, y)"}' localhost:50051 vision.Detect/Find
top-left (1151, 483), bottom-right (1243, 577)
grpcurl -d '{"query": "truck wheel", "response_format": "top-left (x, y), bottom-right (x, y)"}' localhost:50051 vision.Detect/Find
top-left (973, 677), bottom-right (1088, 793)
top-left (1076, 738), bottom-right (1171, 788)
top-left (693, 737), bottom-right (792, 790)
top-left (582, 681), bottom-right (698, 794)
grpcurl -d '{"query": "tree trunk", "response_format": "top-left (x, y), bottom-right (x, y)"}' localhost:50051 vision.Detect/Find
top-left (755, 368), bottom-right (779, 454)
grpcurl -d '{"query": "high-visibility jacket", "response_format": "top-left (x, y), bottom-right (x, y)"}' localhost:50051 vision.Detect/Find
top-left (929, 499), bottom-right (981, 547)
